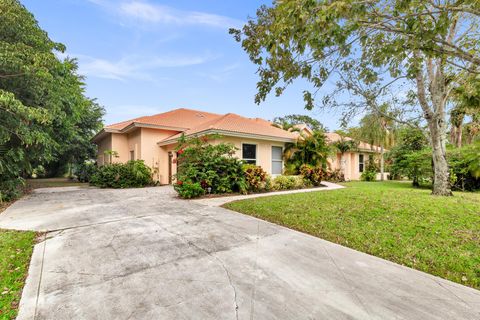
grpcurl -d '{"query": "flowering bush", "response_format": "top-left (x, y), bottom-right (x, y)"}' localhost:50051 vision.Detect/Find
top-left (243, 164), bottom-right (268, 192)
top-left (299, 164), bottom-right (323, 186)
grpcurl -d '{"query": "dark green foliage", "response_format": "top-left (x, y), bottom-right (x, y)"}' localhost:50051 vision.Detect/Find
top-left (174, 181), bottom-right (205, 199)
top-left (387, 128), bottom-right (431, 187)
top-left (448, 142), bottom-right (480, 191)
top-left (243, 164), bottom-right (268, 192)
top-left (0, 1), bottom-right (104, 200)
top-left (174, 135), bottom-right (247, 198)
top-left (299, 164), bottom-right (323, 186)
top-left (74, 161), bottom-right (98, 183)
top-left (90, 160), bottom-right (153, 188)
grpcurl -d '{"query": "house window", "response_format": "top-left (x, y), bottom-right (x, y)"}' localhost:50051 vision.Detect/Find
top-left (242, 144), bottom-right (257, 164)
top-left (359, 154), bottom-right (364, 172)
top-left (130, 150), bottom-right (135, 161)
top-left (271, 146), bottom-right (283, 175)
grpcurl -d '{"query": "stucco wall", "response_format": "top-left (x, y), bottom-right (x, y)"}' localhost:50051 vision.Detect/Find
top-left (140, 128), bottom-right (179, 184)
top-left (111, 133), bottom-right (129, 164)
top-left (96, 134), bottom-right (112, 166)
top-left (210, 136), bottom-right (286, 175)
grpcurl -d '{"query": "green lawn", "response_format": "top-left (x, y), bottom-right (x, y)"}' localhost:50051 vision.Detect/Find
top-left (224, 181), bottom-right (480, 289)
top-left (0, 229), bottom-right (37, 319)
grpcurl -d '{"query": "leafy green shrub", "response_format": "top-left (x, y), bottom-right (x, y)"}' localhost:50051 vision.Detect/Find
top-left (74, 161), bottom-right (98, 183)
top-left (174, 181), bottom-right (205, 198)
top-left (90, 160), bottom-right (153, 188)
top-left (31, 165), bottom-right (46, 179)
top-left (175, 135), bottom-right (247, 198)
top-left (243, 164), bottom-right (268, 192)
top-left (361, 170), bottom-right (377, 181)
top-left (448, 142), bottom-right (480, 191)
top-left (0, 178), bottom-right (24, 202)
top-left (272, 175), bottom-right (298, 190)
top-left (300, 164), bottom-right (323, 186)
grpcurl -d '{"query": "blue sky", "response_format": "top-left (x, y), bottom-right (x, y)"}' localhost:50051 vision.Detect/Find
top-left (22, 0), bottom-right (343, 130)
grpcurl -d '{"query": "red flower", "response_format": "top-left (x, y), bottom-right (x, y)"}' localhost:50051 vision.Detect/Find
top-left (177, 149), bottom-right (184, 155)
top-left (177, 181), bottom-right (183, 186)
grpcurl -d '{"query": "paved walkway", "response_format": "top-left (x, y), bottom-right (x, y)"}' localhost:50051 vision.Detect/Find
top-left (192, 181), bottom-right (344, 206)
top-left (0, 186), bottom-right (478, 319)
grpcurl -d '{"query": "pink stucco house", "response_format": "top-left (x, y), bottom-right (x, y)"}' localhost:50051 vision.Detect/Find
top-left (92, 108), bottom-right (383, 184)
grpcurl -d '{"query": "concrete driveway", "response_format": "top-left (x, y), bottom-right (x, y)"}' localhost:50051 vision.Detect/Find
top-left (0, 186), bottom-right (478, 319)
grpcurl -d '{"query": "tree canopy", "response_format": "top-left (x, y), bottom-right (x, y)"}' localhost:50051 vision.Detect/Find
top-left (231, 0), bottom-right (480, 196)
top-left (273, 114), bottom-right (326, 131)
top-left (0, 0), bottom-right (104, 200)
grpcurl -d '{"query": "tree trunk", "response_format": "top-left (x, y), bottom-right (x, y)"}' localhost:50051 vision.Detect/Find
top-left (456, 125), bottom-right (462, 148)
top-left (428, 118), bottom-right (453, 196)
top-left (415, 54), bottom-right (453, 196)
top-left (380, 144), bottom-right (384, 181)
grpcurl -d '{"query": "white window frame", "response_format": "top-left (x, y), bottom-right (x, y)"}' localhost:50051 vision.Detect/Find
top-left (271, 146), bottom-right (283, 175)
top-left (359, 154), bottom-right (365, 173)
top-left (242, 143), bottom-right (257, 165)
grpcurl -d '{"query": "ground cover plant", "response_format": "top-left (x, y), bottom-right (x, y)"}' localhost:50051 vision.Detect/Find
top-left (0, 229), bottom-right (36, 319)
top-left (224, 181), bottom-right (480, 289)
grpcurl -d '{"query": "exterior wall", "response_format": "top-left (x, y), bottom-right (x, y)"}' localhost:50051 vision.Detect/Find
top-left (327, 151), bottom-right (376, 181)
top-left (140, 128), bottom-right (179, 184)
top-left (96, 134), bottom-right (112, 166)
top-left (210, 136), bottom-right (286, 175)
top-left (127, 129), bottom-right (142, 162)
top-left (111, 133), bottom-right (129, 163)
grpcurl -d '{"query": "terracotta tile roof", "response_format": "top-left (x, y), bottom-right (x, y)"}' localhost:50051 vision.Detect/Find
top-left (161, 113), bottom-right (297, 143)
top-left (105, 108), bottom-right (222, 130)
top-left (326, 132), bottom-right (383, 152)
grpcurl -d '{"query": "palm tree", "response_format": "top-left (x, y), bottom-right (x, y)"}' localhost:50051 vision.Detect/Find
top-left (284, 131), bottom-right (330, 173)
top-left (358, 105), bottom-right (396, 181)
top-left (332, 136), bottom-right (358, 176)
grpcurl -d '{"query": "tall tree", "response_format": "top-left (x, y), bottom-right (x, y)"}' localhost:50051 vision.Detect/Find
top-left (273, 114), bottom-right (326, 131)
top-left (0, 0), bottom-right (103, 199)
top-left (231, 0), bottom-right (480, 196)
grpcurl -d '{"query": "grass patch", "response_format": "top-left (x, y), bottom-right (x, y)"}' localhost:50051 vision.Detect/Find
top-left (0, 229), bottom-right (37, 319)
top-left (224, 181), bottom-right (480, 289)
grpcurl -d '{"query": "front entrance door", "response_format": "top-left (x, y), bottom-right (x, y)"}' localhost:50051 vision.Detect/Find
top-left (168, 152), bottom-right (173, 184)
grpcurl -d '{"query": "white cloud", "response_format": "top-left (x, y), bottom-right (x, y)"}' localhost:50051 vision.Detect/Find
top-left (90, 0), bottom-right (243, 29)
top-left (65, 53), bottom-right (216, 81)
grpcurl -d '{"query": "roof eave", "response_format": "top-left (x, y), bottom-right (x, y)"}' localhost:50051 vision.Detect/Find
top-left (157, 129), bottom-right (296, 146)
top-left (91, 128), bottom-right (121, 143)
top-left (122, 122), bottom-right (187, 133)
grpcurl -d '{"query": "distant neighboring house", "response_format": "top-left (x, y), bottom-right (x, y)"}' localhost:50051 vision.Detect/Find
top-left (92, 108), bottom-right (384, 184)
top-left (325, 132), bottom-right (386, 181)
